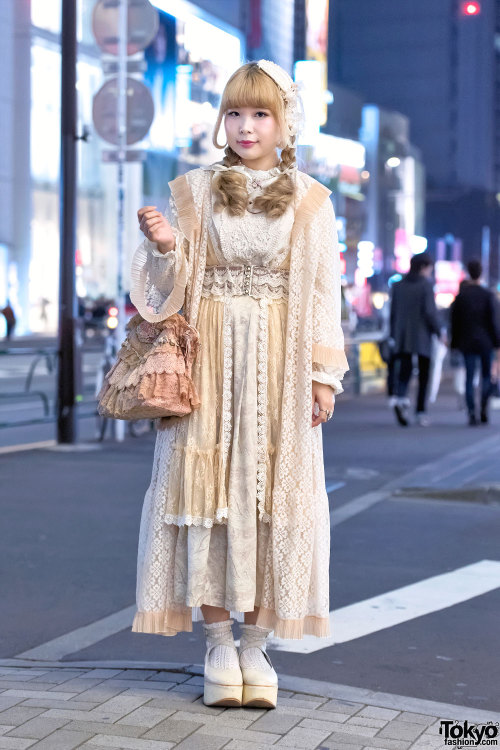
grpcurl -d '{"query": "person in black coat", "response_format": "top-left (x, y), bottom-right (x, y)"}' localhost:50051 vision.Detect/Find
top-left (450, 259), bottom-right (500, 425)
top-left (389, 253), bottom-right (442, 426)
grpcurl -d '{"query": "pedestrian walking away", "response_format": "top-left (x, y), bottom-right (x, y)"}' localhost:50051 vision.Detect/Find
top-left (450, 258), bottom-right (500, 425)
top-left (128, 61), bottom-right (349, 709)
top-left (389, 252), bottom-right (444, 427)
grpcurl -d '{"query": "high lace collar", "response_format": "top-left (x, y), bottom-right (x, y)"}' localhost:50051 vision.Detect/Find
top-left (206, 160), bottom-right (296, 181)
top-left (238, 163), bottom-right (282, 176)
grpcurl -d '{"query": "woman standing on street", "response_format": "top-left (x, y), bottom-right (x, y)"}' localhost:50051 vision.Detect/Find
top-left (129, 60), bottom-right (349, 709)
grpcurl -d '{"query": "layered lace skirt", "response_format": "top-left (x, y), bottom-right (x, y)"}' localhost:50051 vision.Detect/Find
top-left (132, 292), bottom-right (288, 635)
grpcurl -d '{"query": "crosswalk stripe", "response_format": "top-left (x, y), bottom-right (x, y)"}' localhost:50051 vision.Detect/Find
top-left (268, 559), bottom-right (500, 654)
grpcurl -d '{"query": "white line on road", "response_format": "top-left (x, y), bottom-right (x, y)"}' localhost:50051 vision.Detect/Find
top-left (11, 434), bottom-right (500, 662)
top-left (268, 559), bottom-right (500, 653)
top-left (331, 489), bottom-right (388, 527)
top-left (326, 481), bottom-right (345, 493)
top-left (16, 560), bottom-right (500, 662)
top-left (329, 431), bottom-right (500, 528)
top-left (15, 606), bottom-right (137, 661)
top-left (0, 440), bottom-right (57, 455)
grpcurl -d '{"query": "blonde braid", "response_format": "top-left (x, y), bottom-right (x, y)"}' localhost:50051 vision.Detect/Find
top-left (251, 136), bottom-right (297, 218)
top-left (212, 146), bottom-right (248, 216)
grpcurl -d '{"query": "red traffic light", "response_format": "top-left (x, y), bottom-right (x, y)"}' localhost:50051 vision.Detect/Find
top-left (462, 1), bottom-right (481, 15)
top-left (108, 306), bottom-right (118, 317)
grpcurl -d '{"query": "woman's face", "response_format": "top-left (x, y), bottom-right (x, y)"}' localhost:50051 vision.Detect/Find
top-left (224, 107), bottom-right (282, 167)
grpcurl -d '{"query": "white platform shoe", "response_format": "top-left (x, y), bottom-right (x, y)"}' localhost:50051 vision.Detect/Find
top-left (239, 623), bottom-right (278, 708)
top-left (202, 619), bottom-right (243, 707)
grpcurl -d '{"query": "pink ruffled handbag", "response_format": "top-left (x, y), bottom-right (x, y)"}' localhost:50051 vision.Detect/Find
top-left (97, 312), bottom-right (201, 420)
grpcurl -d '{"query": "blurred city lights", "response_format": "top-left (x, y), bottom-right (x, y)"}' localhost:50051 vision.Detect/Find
top-left (409, 235), bottom-right (428, 254)
top-left (388, 273), bottom-right (403, 287)
top-left (462, 1), bottom-right (481, 15)
top-left (372, 292), bottom-right (386, 310)
top-left (357, 240), bottom-right (375, 278)
top-left (386, 157), bottom-right (401, 168)
top-left (294, 60), bottom-right (325, 144)
top-left (309, 132), bottom-right (365, 169)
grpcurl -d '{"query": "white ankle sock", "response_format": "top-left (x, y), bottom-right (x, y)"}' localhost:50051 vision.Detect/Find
top-left (203, 619), bottom-right (239, 670)
top-left (239, 624), bottom-right (273, 671)
top-left (239, 646), bottom-right (272, 670)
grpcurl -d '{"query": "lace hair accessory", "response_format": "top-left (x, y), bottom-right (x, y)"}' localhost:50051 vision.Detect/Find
top-left (256, 59), bottom-right (305, 148)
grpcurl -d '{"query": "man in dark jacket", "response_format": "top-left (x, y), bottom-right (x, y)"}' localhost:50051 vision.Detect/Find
top-left (390, 253), bottom-right (442, 426)
top-left (450, 259), bottom-right (500, 425)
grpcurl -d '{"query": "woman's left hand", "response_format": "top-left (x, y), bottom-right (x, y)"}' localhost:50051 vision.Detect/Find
top-left (311, 382), bottom-right (335, 428)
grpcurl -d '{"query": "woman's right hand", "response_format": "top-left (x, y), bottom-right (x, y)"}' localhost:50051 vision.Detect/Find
top-left (137, 206), bottom-right (175, 253)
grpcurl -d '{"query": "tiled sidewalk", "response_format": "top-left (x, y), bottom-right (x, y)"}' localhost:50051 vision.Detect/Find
top-left (0, 663), bottom-right (498, 750)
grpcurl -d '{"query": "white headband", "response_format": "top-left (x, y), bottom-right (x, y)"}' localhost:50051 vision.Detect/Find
top-left (256, 59), bottom-right (304, 148)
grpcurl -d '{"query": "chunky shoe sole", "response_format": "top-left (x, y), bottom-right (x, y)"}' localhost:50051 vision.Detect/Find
top-left (242, 683), bottom-right (278, 708)
top-left (203, 680), bottom-right (242, 707)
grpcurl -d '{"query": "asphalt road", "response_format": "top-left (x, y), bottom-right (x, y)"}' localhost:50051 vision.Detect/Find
top-left (1, 349), bottom-right (499, 712)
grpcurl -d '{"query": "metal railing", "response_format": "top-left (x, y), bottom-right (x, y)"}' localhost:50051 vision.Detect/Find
top-left (0, 346), bottom-right (98, 430)
top-left (0, 334), bottom-right (389, 430)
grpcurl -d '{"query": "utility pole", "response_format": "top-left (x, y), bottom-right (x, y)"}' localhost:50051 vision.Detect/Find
top-left (114, 0), bottom-right (128, 442)
top-left (57, 0), bottom-right (82, 443)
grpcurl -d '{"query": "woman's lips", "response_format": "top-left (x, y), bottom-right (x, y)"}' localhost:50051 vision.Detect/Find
top-left (238, 141), bottom-right (257, 148)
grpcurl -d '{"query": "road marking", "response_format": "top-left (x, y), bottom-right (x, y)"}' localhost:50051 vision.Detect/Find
top-left (267, 560), bottom-right (500, 654)
top-left (15, 606), bottom-right (137, 661)
top-left (12, 434), bottom-right (500, 661)
top-left (393, 432), bottom-right (500, 490)
top-left (326, 481), bottom-right (345, 493)
top-left (331, 489), bottom-right (388, 527)
top-left (329, 431), bottom-right (500, 528)
top-left (0, 440), bottom-right (57, 455)
top-left (17, 560), bottom-right (500, 662)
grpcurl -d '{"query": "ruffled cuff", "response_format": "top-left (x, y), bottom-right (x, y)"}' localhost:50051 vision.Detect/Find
top-left (148, 226), bottom-right (185, 258)
top-left (312, 364), bottom-right (344, 395)
top-left (130, 236), bottom-right (187, 323)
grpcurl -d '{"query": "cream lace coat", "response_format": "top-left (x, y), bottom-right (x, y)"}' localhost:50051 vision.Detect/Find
top-left (130, 164), bottom-right (349, 639)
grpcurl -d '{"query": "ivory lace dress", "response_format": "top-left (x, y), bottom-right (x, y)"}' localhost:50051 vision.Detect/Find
top-left (131, 164), bottom-right (343, 636)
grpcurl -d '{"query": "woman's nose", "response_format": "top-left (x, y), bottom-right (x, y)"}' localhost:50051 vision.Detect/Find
top-left (239, 117), bottom-right (253, 133)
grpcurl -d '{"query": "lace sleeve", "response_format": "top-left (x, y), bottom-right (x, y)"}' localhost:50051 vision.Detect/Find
top-left (130, 195), bottom-right (189, 323)
top-left (310, 197), bottom-right (349, 395)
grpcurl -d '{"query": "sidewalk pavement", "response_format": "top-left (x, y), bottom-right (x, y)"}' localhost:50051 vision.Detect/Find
top-left (0, 661), bottom-right (498, 750)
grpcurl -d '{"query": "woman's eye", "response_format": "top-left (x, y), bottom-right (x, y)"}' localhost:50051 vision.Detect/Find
top-left (255, 111), bottom-right (268, 117)
top-left (227, 111), bottom-right (239, 116)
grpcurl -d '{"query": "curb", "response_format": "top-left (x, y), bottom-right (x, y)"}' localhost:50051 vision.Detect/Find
top-left (1, 658), bottom-right (499, 724)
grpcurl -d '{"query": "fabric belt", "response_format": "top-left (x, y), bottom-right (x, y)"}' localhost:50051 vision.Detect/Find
top-left (202, 264), bottom-right (289, 300)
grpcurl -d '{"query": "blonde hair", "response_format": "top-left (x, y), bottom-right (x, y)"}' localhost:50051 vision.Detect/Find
top-left (211, 62), bottom-right (296, 219)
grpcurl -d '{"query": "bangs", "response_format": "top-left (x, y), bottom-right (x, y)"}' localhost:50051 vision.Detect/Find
top-left (221, 66), bottom-right (283, 117)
